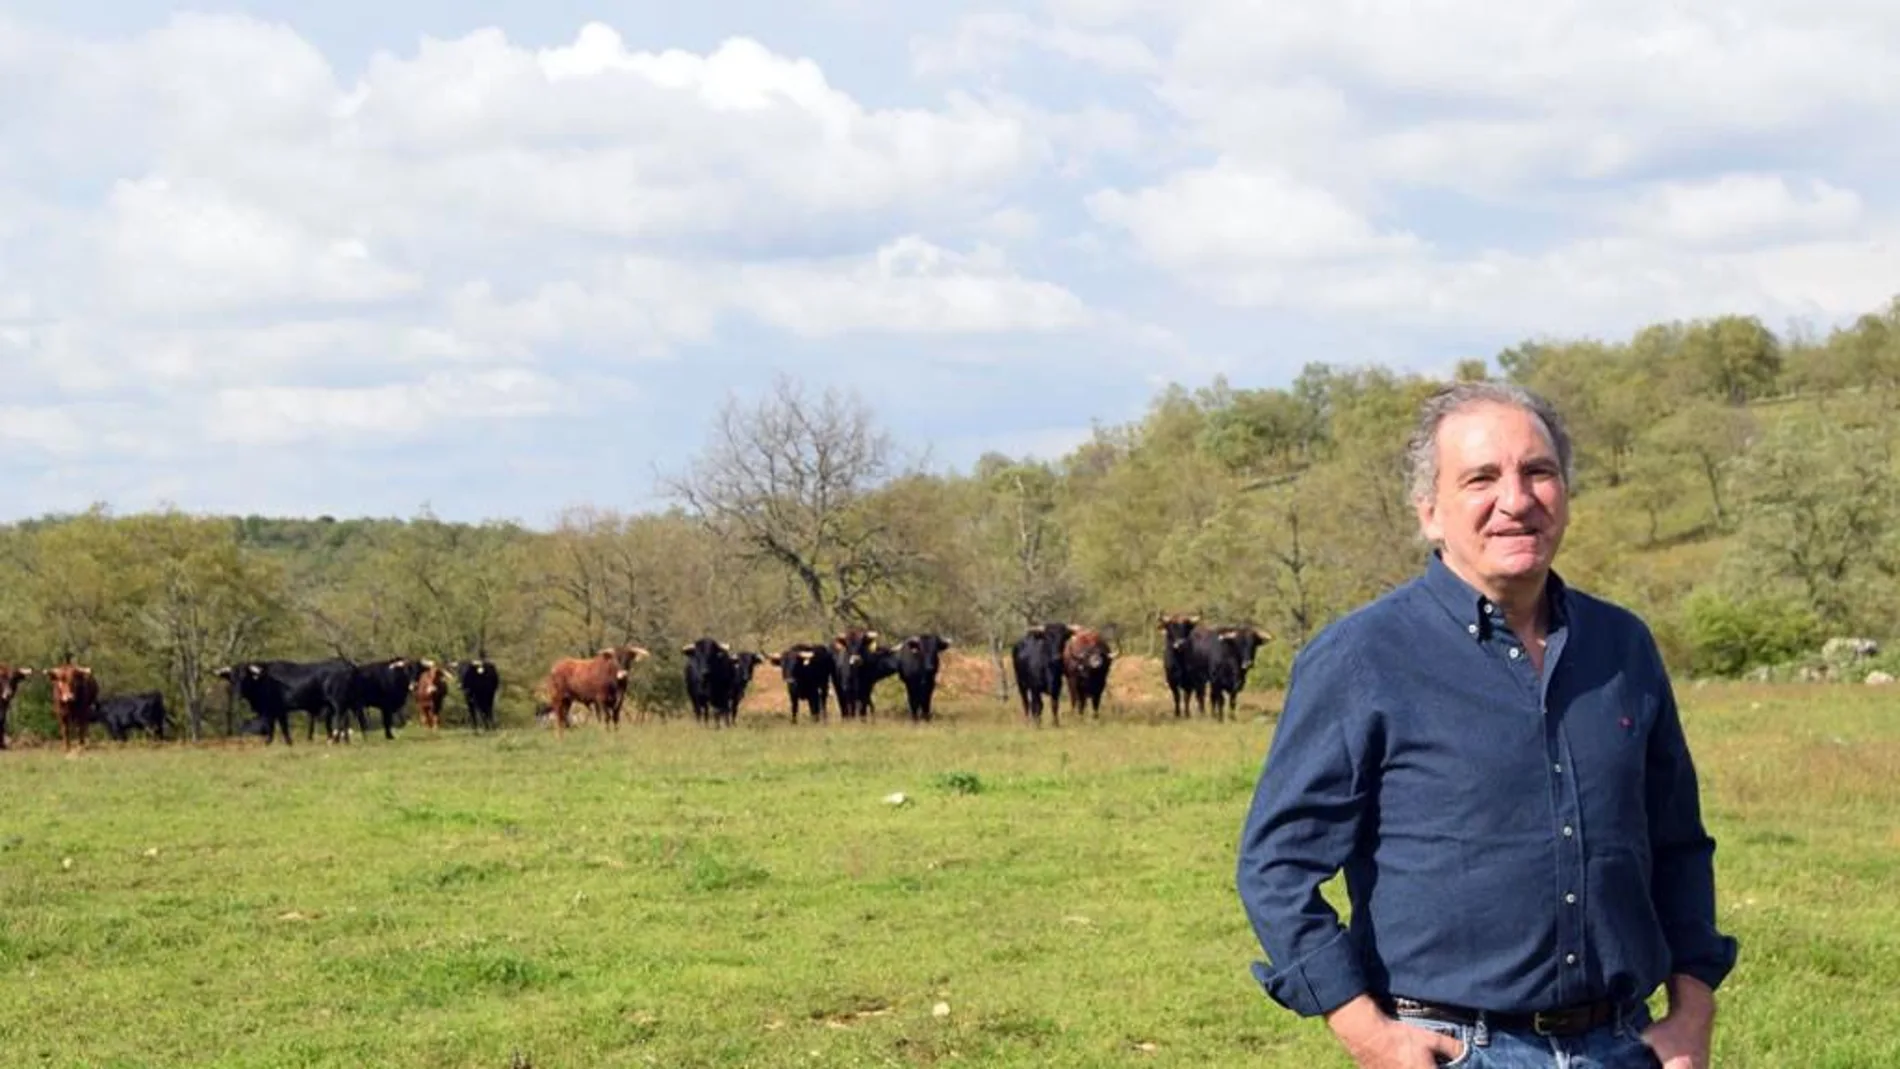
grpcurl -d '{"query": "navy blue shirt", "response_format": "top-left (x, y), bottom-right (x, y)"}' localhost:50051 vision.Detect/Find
top-left (1236, 554), bottom-right (1738, 1017)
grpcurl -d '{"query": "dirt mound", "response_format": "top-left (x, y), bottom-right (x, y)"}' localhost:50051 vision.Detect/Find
top-left (935, 652), bottom-right (1172, 704)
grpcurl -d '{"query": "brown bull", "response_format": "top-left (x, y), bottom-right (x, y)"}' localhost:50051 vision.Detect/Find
top-left (1061, 628), bottom-right (1114, 721)
top-left (45, 661), bottom-right (101, 751)
top-left (411, 660), bottom-right (449, 731)
top-left (0, 663), bottom-right (35, 750)
top-left (541, 645), bottom-right (650, 736)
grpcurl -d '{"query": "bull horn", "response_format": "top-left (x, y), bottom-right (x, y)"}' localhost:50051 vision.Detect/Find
top-left (719, 642), bottom-right (732, 653)
top-left (19, 667), bottom-right (34, 677)
top-left (680, 645), bottom-right (694, 655)
top-left (627, 645), bottom-right (650, 661)
top-left (79, 666), bottom-right (93, 676)
top-left (391, 658), bottom-right (407, 668)
top-left (249, 665), bottom-right (264, 677)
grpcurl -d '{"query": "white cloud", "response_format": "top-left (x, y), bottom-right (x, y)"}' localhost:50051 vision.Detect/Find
top-left (1087, 158), bottom-right (1422, 269)
top-left (7, 3), bottom-right (1900, 523)
top-left (1040, 1), bottom-right (1900, 341)
top-left (1070, 1), bottom-right (1900, 193)
top-left (102, 177), bottom-right (422, 316)
top-left (206, 369), bottom-right (569, 447)
top-left (734, 237), bottom-right (1091, 337)
top-left (0, 14), bottom-right (1108, 478)
top-left (910, 12), bottom-right (1160, 78)
top-left (326, 24), bottom-right (1035, 242)
top-left (1618, 175), bottom-right (1865, 248)
top-left (0, 399), bottom-right (179, 460)
top-left (1236, 234), bottom-right (1900, 341)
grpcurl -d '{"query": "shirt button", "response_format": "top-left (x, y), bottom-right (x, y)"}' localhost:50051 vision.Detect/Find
top-left (1508, 647), bottom-right (1522, 659)
top-left (1565, 893), bottom-right (1577, 905)
top-left (1553, 763), bottom-right (1563, 774)
top-left (1562, 825), bottom-right (1574, 838)
top-left (1565, 953), bottom-right (1578, 965)
top-left (1467, 623), bottom-right (1479, 635)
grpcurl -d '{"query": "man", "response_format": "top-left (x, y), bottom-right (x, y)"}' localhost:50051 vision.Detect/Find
top-left (1236, 382), bottom-right (1736, 1069)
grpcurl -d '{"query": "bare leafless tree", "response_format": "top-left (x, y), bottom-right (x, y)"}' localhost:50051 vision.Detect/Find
top-left (663, 376), bottom-right (905, 631)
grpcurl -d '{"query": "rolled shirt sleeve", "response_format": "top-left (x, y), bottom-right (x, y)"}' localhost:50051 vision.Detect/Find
top-left (1235, 635), bottom-right (1372, 1017)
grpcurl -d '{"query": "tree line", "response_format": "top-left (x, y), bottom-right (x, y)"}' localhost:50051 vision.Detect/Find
top-left (5, 298), bottom-right (1899, 738)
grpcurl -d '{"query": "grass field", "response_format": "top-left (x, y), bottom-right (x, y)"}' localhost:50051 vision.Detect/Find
top-left (2, 677), bottom-right (1896, 1068)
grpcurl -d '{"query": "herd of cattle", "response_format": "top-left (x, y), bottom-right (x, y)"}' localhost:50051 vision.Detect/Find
top-left (0, 614), bottom-right (1273, 751)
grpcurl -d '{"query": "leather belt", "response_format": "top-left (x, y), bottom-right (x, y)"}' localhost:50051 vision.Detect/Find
top-left (1389, 996), bottom-right (1622, 1037)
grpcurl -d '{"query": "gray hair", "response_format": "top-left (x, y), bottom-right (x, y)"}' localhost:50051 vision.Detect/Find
top-left (1403, 381), bottom-right (1575, 503)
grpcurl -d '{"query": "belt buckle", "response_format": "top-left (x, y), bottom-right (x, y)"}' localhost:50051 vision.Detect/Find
top-left (1531, 1010), bottom-right (1565, 1036)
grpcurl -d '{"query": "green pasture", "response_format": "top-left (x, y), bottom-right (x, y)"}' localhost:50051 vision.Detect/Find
top-left (1, 685), bottom-right (1895, 1067)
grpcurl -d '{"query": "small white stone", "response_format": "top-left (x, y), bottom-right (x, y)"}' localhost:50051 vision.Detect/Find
top-left (882, 792), bottom-right (910, 807)
top-left (932, 1002), bottom-right (951, 1018)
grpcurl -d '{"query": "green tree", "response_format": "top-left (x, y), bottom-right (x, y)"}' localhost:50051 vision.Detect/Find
top-left (1677, 315), bottom-right (1783, 405)
top-left (123, 512), bottom-right (292, 739)
top-left (1641, 400), bottom-right (1758, 531)
top-left (1729, 407), bottom-right (1899, 629)
top-left (963, 458), bottom-right (1079, 634)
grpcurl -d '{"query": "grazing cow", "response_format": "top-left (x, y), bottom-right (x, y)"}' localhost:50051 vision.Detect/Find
top-left (1157, 613), bottom-right (1207, 718)
top-left (894, 634), bottom-right (952, 722)
top-left (833, 629), bottom-right (898, 720)
top-left (216, 659), bottom-right (357, 746)
top-left (1199, 626), bottom-right (1272, 721)
top-left (541, 646), bottom-right (648, 736)
top-left (345, 658), bottom-right (426, 740)
top-left (1061, 628), bottom-right (1114, 720)
top-left (45, 662), bottom-right (102, 751)
top-left (682, 638), bottom-right (739, 727)
top-left (411, 661), bottom-right (450, 731)
top-left (1011, 623), bottom-right (1073, 727)
top-left (0, 663), bottom-right (33, 750)
top-left (769, 644), bottom-right (836, 723)
top-left (94, 691), bottom-right (171, 742)
top-left (451, 654), bottom-right (501, 731)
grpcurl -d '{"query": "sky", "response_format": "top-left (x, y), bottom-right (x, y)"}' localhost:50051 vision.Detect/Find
top-left (4, 1), bottom-right (1899, 527)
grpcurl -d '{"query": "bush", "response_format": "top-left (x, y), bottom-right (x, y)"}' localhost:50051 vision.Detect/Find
top-left (1680, 589), bottom-right (1821, 678)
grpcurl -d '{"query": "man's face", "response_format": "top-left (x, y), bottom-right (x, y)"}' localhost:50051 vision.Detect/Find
top-left (1415, 402), bottom-right (1569, 597)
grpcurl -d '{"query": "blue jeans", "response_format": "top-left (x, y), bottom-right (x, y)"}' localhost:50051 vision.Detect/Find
top-left (1399, 1003), bottom-right (1661, 1068)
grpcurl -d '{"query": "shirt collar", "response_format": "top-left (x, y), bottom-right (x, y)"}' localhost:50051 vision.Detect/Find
top-left (1422, 551), bottom-right (1570, 640)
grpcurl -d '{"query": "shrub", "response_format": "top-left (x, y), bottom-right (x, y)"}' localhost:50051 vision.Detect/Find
top-left (1680, 588), bottom-right (1821, 678)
